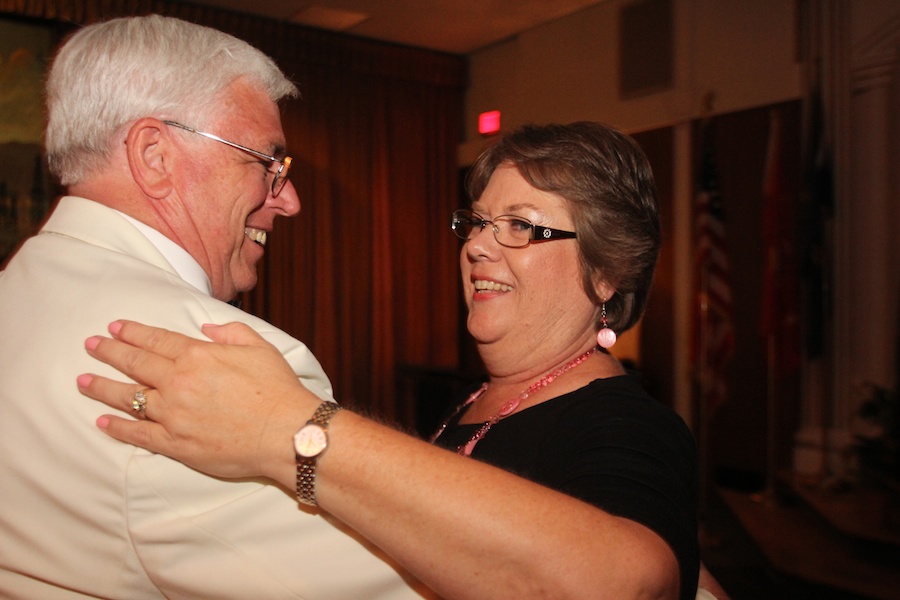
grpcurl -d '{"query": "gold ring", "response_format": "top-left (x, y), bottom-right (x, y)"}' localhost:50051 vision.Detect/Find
top-left (132, 388), bottom-right (152, 419)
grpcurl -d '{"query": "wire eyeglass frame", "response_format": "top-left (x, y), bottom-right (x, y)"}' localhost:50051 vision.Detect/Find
top-left (162, 120), bottom-right (292, 197)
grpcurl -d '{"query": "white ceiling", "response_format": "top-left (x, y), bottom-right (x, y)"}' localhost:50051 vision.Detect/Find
top-left (180, 0), bottom-right (608, 55)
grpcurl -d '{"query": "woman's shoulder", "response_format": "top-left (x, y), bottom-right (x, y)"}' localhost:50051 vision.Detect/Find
top-left (547, 375), bottom-right (694, 443)
top-left (561, 375), bottom-right (674, 415)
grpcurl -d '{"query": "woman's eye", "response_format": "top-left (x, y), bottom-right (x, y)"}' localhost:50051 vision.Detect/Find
top-left (507, 218), bottom-right (532, 232)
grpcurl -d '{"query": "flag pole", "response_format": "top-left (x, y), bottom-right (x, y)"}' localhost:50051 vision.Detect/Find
top-left (759, 108), bottom-right (785, 506)
top-left (696, 95), bottom-right (713, 521)
top-left (763, 332), bottom-right (778, 505)
top-left (698, 273), bottom-right (709, 517)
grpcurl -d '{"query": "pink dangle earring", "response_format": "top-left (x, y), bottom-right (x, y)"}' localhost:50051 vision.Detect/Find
top-left (596, 303), bottom-right (617, 349)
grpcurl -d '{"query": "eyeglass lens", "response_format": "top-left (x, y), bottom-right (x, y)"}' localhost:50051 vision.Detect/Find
top-left (272, 156), bottom-right (291, 197)
top-left (451, 210), bottom-right (533, 248)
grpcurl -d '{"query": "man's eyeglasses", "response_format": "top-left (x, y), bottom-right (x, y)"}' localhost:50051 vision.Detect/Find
top-left (451, 209), bottom-right (577, 248)
top-left (162, 120), bottom-right (292, 197)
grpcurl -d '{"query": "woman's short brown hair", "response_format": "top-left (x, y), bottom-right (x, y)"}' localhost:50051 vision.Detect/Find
top-left (466, 122), bottom-right (661, 333)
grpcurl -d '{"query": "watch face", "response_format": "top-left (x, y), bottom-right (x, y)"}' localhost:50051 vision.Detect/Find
top-left (294, 424), bottom-right (328, 458)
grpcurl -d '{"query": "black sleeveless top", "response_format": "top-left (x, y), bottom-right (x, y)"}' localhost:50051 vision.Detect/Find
top-left (433, 375), bottom-right (699, 600)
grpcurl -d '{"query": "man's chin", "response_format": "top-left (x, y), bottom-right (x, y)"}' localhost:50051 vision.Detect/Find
top-left (234, 274), bottom-right (259, 296)
top-left (213, 272), bottom-right (258, 303)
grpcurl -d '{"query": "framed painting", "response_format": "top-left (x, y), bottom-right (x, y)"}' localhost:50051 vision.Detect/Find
top-left (0, 16), bottom-right (59, 265)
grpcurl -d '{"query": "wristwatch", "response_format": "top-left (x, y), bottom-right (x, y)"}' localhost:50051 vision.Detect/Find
top-left (293, 401), bottom-right (343, 507)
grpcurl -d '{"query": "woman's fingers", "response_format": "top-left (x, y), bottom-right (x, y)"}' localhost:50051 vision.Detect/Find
top-left (76, 373), bottom-right (158, 416)
top-left (110, 320), bottom-right (270, 354)
top-left (95, 413), bottom-right (166, 451)
top-left (84, 332), bottom-right (174, 388)
top-left (200, 321), bottom-right (270, 347)
top-left (109, 320), bottom-right (207, 359)
top-left (75, 373), bottom-right (168, 450)
top-left (77, 370), bottom-right (251, 477)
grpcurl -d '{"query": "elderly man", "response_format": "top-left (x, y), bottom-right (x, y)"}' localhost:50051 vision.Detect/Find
top-left (0, 15), bottom-right (430, 599)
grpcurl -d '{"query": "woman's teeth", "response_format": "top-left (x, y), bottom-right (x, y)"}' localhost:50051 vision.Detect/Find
top-left (245, 228), bottom-right (267, 246)
top-left (474, 279), bottom-right (512, 292)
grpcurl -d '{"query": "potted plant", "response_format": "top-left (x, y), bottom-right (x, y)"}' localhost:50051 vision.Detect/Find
top-left (854, 382), bottom-right (899, 489)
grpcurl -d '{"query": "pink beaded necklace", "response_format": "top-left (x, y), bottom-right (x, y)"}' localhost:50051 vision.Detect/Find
top-left (430, 346), bottom-right (598, 456)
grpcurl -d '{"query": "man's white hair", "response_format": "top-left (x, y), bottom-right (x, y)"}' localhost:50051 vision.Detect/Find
top-left (45, 14), bottom-right (299, 185)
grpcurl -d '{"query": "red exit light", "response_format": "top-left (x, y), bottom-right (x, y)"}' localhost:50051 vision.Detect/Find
top-left (478, 110), bottom-right (501, 135)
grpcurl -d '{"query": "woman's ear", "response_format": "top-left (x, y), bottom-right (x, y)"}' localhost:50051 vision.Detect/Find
top-left (125, 118), bottom-right (173, 199)
top-left (592, 273), bottom-right (615, 305)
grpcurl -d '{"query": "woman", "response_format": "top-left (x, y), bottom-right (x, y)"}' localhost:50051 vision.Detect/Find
top-left (79, 122), bottom-right (701, 599)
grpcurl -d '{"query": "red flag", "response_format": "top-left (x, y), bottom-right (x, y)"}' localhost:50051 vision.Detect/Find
top-left (761, 108), bottom-right (801, 375)
top-left (692, 124), bottom-right (735, 414)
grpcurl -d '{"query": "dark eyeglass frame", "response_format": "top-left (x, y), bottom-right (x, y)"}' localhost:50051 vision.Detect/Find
top-left (162, 120), bottom-right (292, 197)
top-left (451, 209), bottom-right (577, 248)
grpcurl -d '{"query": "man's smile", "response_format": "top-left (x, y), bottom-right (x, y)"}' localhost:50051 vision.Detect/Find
top-left (245, 227), bottom-right (267, 246)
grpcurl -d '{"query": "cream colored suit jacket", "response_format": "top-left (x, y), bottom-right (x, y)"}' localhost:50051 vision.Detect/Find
top-left (0, 197), bottom-right (430, 599)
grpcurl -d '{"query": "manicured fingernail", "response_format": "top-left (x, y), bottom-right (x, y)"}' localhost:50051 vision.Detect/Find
top-left (76, 373), bottom-right (93, 388)
top-left (108, 321), bottom-right (123, 335)
top-left (97, 416), bottom-right (110, 429)
top-left (85, 336), bottom-right (101, 351)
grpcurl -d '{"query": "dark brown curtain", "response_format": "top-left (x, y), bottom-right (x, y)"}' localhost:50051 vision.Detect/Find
top-left (632, 127), bottom-right (674, 412)
top-left (2, 0), bottom-right (467, 425)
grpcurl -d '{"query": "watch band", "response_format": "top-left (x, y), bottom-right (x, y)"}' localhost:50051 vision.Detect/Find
top-left (295, 401), bottom-right (343, 507)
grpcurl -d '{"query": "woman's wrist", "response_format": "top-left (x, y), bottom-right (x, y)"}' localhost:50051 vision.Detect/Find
top-left (256, 395), bottom-right (320, 488)
top-left (292, 402), bottom-right (344, 506)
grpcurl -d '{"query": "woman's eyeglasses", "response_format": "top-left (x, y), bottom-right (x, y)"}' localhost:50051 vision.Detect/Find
top-left (450, 209), bottom-right (577, 248)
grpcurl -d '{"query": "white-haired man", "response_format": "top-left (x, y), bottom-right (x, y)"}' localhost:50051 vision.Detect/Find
top-left (0, 14), bottom-right (430, 599)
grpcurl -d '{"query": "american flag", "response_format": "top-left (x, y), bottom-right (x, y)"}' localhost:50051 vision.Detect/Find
top-left (692, 124), bottom-right (735, 414)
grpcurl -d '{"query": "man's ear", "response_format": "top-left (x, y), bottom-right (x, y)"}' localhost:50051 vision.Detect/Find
top-left (125, 118), bottom-right (173, 199)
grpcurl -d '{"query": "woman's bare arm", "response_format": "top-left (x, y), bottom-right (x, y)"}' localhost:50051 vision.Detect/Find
top-left (79, 320), bottom-right (680, 600)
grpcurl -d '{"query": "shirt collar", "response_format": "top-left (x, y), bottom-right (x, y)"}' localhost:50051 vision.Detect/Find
top-left (116, 211), bottom-right (212, 296)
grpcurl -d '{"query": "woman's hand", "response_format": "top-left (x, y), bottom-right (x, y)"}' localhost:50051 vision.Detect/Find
top-left (78, 320), bottom-right (314, 482)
